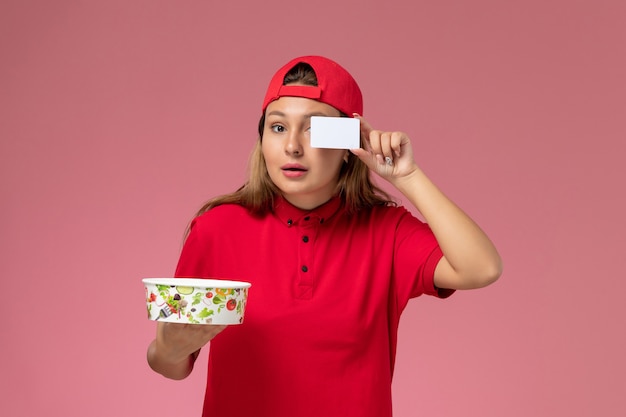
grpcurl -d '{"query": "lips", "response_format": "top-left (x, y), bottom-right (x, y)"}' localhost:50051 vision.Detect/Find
top-left (281, 164), bottom-right (307, 172)
top-left (280, 163), bottom-right (308, 178)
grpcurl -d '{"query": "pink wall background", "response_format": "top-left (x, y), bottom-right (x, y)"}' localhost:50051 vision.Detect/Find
top-left (1, 1), bottom-right (624, 416)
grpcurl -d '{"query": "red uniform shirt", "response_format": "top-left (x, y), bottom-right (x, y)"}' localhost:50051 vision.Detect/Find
top-left (175, 196), bottom-right (453, 417)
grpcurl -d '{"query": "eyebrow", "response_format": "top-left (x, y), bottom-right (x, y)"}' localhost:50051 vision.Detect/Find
top-left (266, 111), bottom-right (335, 118)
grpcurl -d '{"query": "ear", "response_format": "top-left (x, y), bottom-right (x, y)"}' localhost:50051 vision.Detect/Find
top-left (343, 151), bottom-right (349, 163)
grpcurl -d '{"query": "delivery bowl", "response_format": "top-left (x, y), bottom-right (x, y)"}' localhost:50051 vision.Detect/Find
top-left (143, 278), bottom-right (251, 325)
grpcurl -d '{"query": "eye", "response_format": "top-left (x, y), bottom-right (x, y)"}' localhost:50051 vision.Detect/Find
top-left (270, 124), bottom-right (285, 133)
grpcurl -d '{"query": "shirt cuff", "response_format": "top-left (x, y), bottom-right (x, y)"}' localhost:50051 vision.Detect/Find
top-left (424, 246), bottom-right (455, 299)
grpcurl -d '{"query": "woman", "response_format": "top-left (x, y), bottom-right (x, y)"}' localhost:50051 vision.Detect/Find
top-left (147, 56), bottom-right (502, 417)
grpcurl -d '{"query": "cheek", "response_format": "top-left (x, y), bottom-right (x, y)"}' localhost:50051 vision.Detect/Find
top-left (261, 141), bottom-right (275, 164)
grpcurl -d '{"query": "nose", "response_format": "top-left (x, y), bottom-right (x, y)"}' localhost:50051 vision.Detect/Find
top-left (285, 130), bottom-right (304, 156)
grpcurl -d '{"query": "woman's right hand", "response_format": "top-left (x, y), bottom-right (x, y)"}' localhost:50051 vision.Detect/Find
top-left (147, 322), bottom-right (227, 380)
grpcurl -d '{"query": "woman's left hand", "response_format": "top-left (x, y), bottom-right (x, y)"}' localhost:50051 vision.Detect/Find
top-left (350, 114), bottom-right (419, 183)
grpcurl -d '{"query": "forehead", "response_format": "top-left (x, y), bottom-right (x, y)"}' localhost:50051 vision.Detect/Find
top-left (265, 96), bottom-right (341, 117)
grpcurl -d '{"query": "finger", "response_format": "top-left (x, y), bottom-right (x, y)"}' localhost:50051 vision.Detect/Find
top-left (350, 146), bottom-right (380, 170)
top-left (351, 148), bottom-right (384, 172)
top-left (189, 324), bottom-right (227, 344)
top-left (368, 130), bottom-right (387, 165)
top-left (380, 132), bottom-right (394, 165)
top-left (353, 113), bottom-right (374, 139)
top-left (368, 129), bottom-right (382, 154)
top-left (390, 132), bottom-right (405, 158)
top-left (160, 322), bottom-right (226, 347)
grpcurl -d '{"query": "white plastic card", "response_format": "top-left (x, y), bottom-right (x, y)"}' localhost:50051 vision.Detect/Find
top-left (310, 116), bottom-right (360, 149)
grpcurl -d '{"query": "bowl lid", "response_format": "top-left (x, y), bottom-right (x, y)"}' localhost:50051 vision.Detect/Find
top-left (142, 277), bottom-right (251, 288)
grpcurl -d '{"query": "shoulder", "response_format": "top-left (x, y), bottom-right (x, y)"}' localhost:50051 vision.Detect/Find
top-left (364, 203), bottom-right (421, 225)
top-left (196, 204), bottom-right (250, 220)
top-left (336, 204), bottom-right (425, 237)
top-left (352, 204), bottom-right (432, 240)
top-left (190, 204), bottom-right (262, 230)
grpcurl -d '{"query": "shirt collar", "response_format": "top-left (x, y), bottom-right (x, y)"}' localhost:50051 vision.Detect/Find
top-left (273, 195), bottom-right (343, 227)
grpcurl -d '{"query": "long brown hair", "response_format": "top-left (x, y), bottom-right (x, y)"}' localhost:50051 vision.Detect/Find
top-left (191, 63), bottom-right (395, 222)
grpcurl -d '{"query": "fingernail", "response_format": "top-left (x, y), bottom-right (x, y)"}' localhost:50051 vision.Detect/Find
top-left (385, 156), bottom-right (393, 166)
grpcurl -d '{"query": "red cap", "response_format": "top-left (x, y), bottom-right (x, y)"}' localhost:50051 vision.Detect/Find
top-left (261, 56), bottom-right (363, 116)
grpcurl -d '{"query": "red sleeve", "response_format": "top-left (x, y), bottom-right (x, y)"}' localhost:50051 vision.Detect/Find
top-left (392, 208), bottom-right (455, 312)
top-left (421, 246), bottom-right (454, 299)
